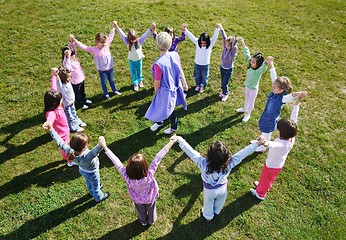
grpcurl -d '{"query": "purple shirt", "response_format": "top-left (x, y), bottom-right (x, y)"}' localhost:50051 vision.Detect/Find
top-left (152, 32), bottom-right (186, 52)
top-left (105, 147), bottom-right (169, 204)
top-left (220, 29), bottom-right (238, 69)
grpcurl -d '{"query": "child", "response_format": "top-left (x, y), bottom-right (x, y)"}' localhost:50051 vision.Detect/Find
top-left (99, 136), bottom-right (175, 226)
top-left (170, 134), bottom-right (267, 221)
top-left (62, 37), bottom-right (92, 110)
top-left (250, 92), bottom-right (307, 200)
top-left (42, 121), bottom-right (110, 203)
top-left (44, 89), bottom-right (74, 166)
top-left (256, 57), bottom-right (305, 152)
top-left (114, 21), bottom-right (152, 92)
top-left (182, 23), bottom-right (220, 93)
top-left (218, 24), bottom-right (238, 102)
top-left (70, 21), bottom-right (121, 99)
top-left (236, 37), bottom-right (269, 122)
top-left (151, 23), bottom-right (186, 52)
top-left (51, 67), bottom-right (86, 133)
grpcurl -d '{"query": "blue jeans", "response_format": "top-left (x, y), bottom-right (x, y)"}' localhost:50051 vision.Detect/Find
top-left (64, 103), bottom-right (82, 132)
top-left (194, 63), bottom-right (209, 87)
top-left (202, 184), bottom-right (228, 220)
top-left (72, 81), bottom-right (87, 108)
top-left (98, 68), bottom-right (117, 96)
top-left (155, 110), bottom-right (178, 130)
top-left (129, 59), bottom-right (143, 85)
top-left (79, 169), bottom-right (104, 202)
top-left (220, 66), bottom-right (233, 95)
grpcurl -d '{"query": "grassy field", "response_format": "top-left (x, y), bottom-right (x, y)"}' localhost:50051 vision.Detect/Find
top-left (0, 0), bottom-right (345, 239)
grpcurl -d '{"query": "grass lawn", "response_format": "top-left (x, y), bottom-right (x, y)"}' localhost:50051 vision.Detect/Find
top-left (0, 0), bottom-right (345, 239)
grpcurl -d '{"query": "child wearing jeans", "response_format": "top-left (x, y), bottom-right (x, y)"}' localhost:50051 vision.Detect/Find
top-left (71, 21), bottom-right (121, 99)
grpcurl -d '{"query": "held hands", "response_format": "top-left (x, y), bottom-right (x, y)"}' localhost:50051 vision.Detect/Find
top-left (266, 56), bottom-right (274, 64)
top-left (42, 121), bottom-right (53, 130)
top-left (69, 34), bottom-right (75, 42)
top-left (112, 21), bottom-right (118, 29)
top-left (216, 23), bottom-right (222, 29)
top-left (293, 91), bottom-right (307, 105)
top-left (236, 37), bottom-right (244, 45)
top-left (98, 136), bottom-right (107, 150)
top-left (170, 134), bottom-right (181, 143)
top-left (150, 22), bottom-right (156, 32)
top-left (181, 23), bottom-right (188, 32)
top-left (51, 68), bottom-right (59, 77)
top-left (256, 135), bottom-right (268, 147)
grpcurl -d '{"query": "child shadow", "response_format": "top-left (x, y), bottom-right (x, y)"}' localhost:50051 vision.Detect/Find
top-left (98, 220), bottom-right (148, 240)
top-left (157, 192), bottom-right (260, 239)
top-left (0, 160), bottom-right (80, 200)
top-left (3, 194), bottom-right (97, 240)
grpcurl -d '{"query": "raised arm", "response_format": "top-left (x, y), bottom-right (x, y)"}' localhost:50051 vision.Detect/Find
top-left (114, 21), bottom-right (129, 45)
top-left (148, 138), bottom-right (176, 174)
top-left (43, 122), bottom-right (72, 155)
top-left (50, 68), bottom-right (58, 91)
top-left (237, 37), bottom-right (251, 62)
top-left (209, 24), bottom-right (221, 47)
top-left (138, 28), bottom-right (152, 45)
top-left (184, 28), bottom-right (198, 45)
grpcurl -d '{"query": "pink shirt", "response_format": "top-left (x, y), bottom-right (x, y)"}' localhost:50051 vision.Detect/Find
top-left (105, 146), bottom-right (169, 204)
top-left (46, 106), bottom-right (70, 143)
top-left (62, 42), bottom-right (85, 85)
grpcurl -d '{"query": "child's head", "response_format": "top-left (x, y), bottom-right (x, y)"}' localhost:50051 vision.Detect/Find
top-left (68, 133), bottom-right (90, 160)
top-left (61, 45), bottom-right (75, 62)
top-left (206, 140), bottom-right (231, 174)
top-left (44, 90), bottom-right (62, 113)
top-left (127, 29), bottom-right (139, 50)
top-left (277, 119), bottom-right (297, 140)
top-left (225, 36), bottom-right (235, 50)
top-left (198, 32), bottom-right (210, 48)
top-left (165, 26), bottom-right (175, 39)
top-left (273, 77), bottom-right (293, 94)
top-left (126, 153), bottom-right (148, 180)
top-left (155, 32), bottom-right (172, 51)
top-left (58, 67), bottom-right (72, 84)
top-left (249, 52), bottom-right (264, 70)
top-left (95, 33), bottom-right (107, 49)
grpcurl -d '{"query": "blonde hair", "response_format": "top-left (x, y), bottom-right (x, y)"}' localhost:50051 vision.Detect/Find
top-left (95, 33), bottom-right (107, 44)
top-left (275, 77), bottom-right (293, 94)
top-left (155, 32), bottom-right (172, 51)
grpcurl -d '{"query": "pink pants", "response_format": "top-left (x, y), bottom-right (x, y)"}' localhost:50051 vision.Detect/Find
top-left (243, 87), bottom-right (259, 114)
top-left (256, 164), bottom-right (283, 198)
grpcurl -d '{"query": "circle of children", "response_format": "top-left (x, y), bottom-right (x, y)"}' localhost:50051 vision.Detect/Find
top-left (42, 20), bottom-right (307, 225)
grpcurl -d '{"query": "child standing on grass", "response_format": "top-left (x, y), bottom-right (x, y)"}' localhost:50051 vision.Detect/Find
top-left (114, 21), bottom-right (152, 92)
top-left (43, 122), bottom-right (110, 203)
top-left (70, 21), bottom-right (121, 99)
top-left (51, 67), bottom-right (86, 133)
top-left (99, 136), bottom-right (175, 226)
top-left (183, 23), bottom-right (220, 93)
top-left (151, 23), bottom-right (186, 52)
top-left (235, 37), bottom-right (269, 122)
top-left (250, 92), bottom-right (307, 200)
top-left (170, 134), bottom-right (267, 221)
top-left (218, 24), bottom-right (238, 102)
top-left (62, 37), bottom-right (92, 110)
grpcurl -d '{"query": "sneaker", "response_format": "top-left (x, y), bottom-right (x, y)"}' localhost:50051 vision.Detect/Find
top-left (76, 127), bottom-right (85, 132)
top-left (114, 91), bottom-right (121, 96)
top-left (138, 220), bottom-right (147, 226)
top-left (242, 114), bottom-right (251, 122)
top-left (80, 122), bottom-right (87, 127)
top-left (99, 192), bottom-right (110, 202)
top-left (236, 107), bottom-right (245, 113)
top-left (100, 184), bottom-right (104, 190)
top-left (138, 81), bottom-right (144, 88)
top-left (219, 92), bottom-right (223, 98)
top-left (199, 86), bottom-right (205, 93)
top-left (134, 84), bottom-right (139, 92)
top-left (195, 86), bottom-right (200, 92)
top-left (255, 145), bottom-right (267, 153)
top-left (67, 161), bottom-right (78, 167)
top-left (250, 188), bottom-right (265, 200)
top-left (85, 99), bottom-right (92, 104)
top-left (254, 181), bottom-right (259, 187)
top-left (105, 94), bottom-right (110, 99)
top-left (150, 123), bottom-right (163, 131)
top-left (163, 127), bottom-right (176, 135)
top-left (221, 94), bottom-right (229, 102)
top-left (82, 105), bottom-right (89, 110)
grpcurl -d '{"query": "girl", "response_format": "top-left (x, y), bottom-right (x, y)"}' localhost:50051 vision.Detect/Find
top-left (42, 121), bottom-right (110, 203)
top-left (51, 67), bottom-right (86, 133)
top-left (183, 23), bottom-right (221, 93)
top-left (114, 21), bottom-right (152, 92)
top-left (145, 32), bottom-right (188, 135)
top-left (256, 57), bottom-right (305, 152)
top-left (236, 37), bottom-right (269, 122)
top-left (218, 24), bottom-right (238, 102)
top-left (251, 92), bottom-right (307, 200)
top-left (44, 88), bottom-right (74, 166)
top-left (151, 23), bottom-right (186, 52)
top-left (170, 134), bottom-right (266, 221)
top-left (70, 21), bottom-right (121, 99)
top-left (99, 136), bottom-right (175, 226)
top-left (62, 36), bottom-right (92, 110)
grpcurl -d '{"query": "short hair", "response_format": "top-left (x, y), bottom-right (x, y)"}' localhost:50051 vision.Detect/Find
top-left (95, 33), bottom-right (107, 43)
top-left (155, 32), bottom-right (172, 51)
top-left (206, 140), bottom-right (231, 174)
top-left (126, 153), bottom-right (148, 180)
top-left (70, 133), bottom-right (90, 152)
top-left (277, 119), bottom-right (297, 139)
top-left (275, 77), bottom-right (293, 94)
top-left (58, 67), bottom-right (71, 84)
top-left (249, 52), bottom-right (264, 70)
top-left (44, 90), bottom-right (62, 113)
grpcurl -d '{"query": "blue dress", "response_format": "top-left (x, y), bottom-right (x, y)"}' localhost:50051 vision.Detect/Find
top-left (145, 52), bottom-right (187, 122)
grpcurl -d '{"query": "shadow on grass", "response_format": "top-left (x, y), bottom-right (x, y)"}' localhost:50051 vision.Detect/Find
top-left (3, 194), bottom-right (97, 240)
top-left (0, 160), bottom-right (80, 200)
top-left (157, 192), bottom-right (260, 239)
top-left (98, 220), bottom-right (148, 240)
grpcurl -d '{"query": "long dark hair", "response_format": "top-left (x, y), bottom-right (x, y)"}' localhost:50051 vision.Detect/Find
top-left (206, 141), bottom-right (231, 174)
top-left (44, 90), bottom-right (62, 113)
top-left (198, 32), bottom-right (211, 48)
top-left (248, 52), bottom-right (264, 70)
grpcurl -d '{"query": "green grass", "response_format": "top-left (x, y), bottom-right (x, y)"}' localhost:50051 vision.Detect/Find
top-left (0, 0), bottom-right (345, 239)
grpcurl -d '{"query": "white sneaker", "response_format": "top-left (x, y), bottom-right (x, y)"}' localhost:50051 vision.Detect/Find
top-left (134, 84), bottom-right (139, 92)
top-left (221, 94), bottom-right (228, 102)
top-left (85, 99), bottom-right (92, 104)
top-left (138, 81), bottom-right (144, 88)
top-left (254, 181), bottom-right (259, 187)
top-left (250, 188), bottom-right (265, 200)
top-left (67, 161), bottom-right (78, 167)
top-left (195, 86), bottom-right (200, 92)
top-left (150, 123), bottom-right (163, 131)
top-left (80, 122), bottom-right (87, 127)
top-left (105, 94), bottom-right (110, 99)
top-left (236, 107), bottom-right (245, 113)
top-left (242, 114), bottom-right (250, 122)
top-left (82, 105), bottom-right (89, 110)
top-left (114, 91), bottom-right (121, 96)
top-left (163, 128), bottom-right (176, 135)
top-left (76, 127), bottom-right (84, 132)
top-left (255, 145), bottom-right (267, 153)
top-left (219, 92), bottom-right (223, 98)
top-left (199, 86), bottom-right (205, 93)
